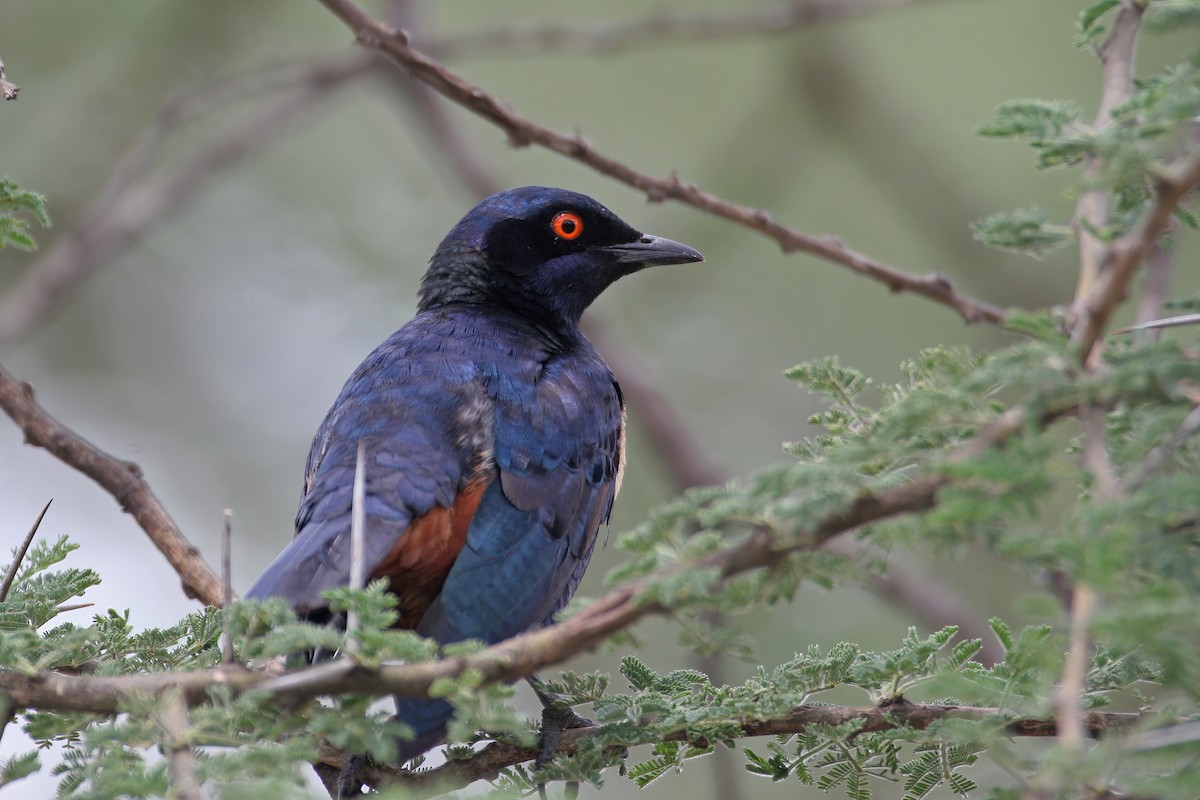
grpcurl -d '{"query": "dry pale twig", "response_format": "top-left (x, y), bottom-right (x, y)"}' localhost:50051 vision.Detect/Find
top-left (0, 362), bottom-right (224, 606)
top-left (315, 0), bottom-right (1007, 326)
top-left (0, 499), bottom-right (52, 603)
top-left (221, 509), bottom-right (235, 663)
top-left (345, 439), bottom-right (368, 654)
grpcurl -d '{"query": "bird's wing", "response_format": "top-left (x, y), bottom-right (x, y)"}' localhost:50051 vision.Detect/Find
top-left (415, 356), bottom-right (624, 645)
top-left (244, 322), bottom-right (485, 616)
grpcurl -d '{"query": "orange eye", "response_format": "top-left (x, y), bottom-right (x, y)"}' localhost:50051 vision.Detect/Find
top-left (550, 211), bottom-right (584, 240)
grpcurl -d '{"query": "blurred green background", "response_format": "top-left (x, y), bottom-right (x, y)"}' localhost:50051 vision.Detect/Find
top-left (2, 1), bottom-right (1197, 797)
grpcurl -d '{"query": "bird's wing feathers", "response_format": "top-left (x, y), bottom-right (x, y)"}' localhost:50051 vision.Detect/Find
top-left (244, 321), bottom-right (482, 613)
top-left (416, 353), bottom-right (624, 645)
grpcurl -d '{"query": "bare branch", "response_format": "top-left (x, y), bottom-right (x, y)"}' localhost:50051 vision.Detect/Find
top-left (0, 362), bottom-right (224, 606)
top-left (0, 51), bottom-right (19, 101)
top-left (1072, 146), bottom-right (1200, 361)
top-left (221, 510), bottom-right (235, 663)
top-left (315, 0), bottom-right (1007, 326)
top-left (0, 498), bottom-right (52, 603)
top-left (429, 0), bottom-right (941, 59)
top-left (384, 26), bottom-right (1005, 668)
top-left (0, 53), bottom-right (374, 342)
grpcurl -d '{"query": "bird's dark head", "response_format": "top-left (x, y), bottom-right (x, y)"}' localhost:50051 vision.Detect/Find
top-left (418, 186), bottom-right (703, 328)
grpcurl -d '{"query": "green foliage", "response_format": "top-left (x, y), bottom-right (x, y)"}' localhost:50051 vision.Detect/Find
top-left (1076, 0), bottom-right (1121, 46)
top-left (0, 751), bottom-right (41, 788)
top-left (970, 208), bottom-right (1073, 257)
top-left (7, 5), bottom-right (1200, 800)
top-left (1144, 0), bottom-right (1200, 33)
top-left (0, 177), bottom-right (50, 252)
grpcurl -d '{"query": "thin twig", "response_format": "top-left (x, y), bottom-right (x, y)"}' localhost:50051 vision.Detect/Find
top-left (0, 498), bottom-right (52, 603)
top-left (315, 0), bottom-right (1007, 327)
top-left (428, 0), bottom-right (940, 59)
top-left (0, 54), bottom-right (373, 342)
top-left (1122, 719), bottom-right (1200, 753)
top-left (0, 51), bottom-right (19, 101)
top-left (221, 509), bottom-right (235, 663)
top-left (158, 689), bottom-right (202, 800)
top-left (1112, 312), bottom-right (1200, 335)
top-left (346, 439), bottom-right (367, 655)
top-left (0, 361), bottom-right (224, 606)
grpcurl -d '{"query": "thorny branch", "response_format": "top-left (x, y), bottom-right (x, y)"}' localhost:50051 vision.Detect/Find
top-left (0, 499), bottom-right (52, 603)
top-left (1, 400), bottom-right (1073, 793)
top-left (358, 703), bottom-right (1140, 798)
top-left (316, 0), bottom-right (1007, 326)
top-left (0, 361), bottom-right (224, 606)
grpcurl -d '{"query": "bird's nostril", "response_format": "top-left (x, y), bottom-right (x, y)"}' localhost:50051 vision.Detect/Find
top-left (640, 236), bottom-right (653, 244)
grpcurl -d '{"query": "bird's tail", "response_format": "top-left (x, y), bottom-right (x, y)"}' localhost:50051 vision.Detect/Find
top-left (394, 696), bottom-right (455, 763)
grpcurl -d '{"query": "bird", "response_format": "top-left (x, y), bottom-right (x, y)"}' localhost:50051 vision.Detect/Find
top-left (244, 186), bottom-right (703, 772)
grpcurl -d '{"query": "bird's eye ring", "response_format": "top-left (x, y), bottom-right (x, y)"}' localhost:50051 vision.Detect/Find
top-left (550, 211), bottom-right (584, 240)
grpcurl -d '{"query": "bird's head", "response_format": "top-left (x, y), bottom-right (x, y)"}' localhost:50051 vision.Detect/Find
top-left (418, 186), bottom-right (703, 328)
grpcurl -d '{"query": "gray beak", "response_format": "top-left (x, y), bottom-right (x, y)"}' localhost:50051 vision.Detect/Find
top-left (600, 234), bottom-right (705, 267)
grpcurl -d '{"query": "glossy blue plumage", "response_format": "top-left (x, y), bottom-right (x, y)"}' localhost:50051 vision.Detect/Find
top-left (245, 186), bottom-right (701, 762)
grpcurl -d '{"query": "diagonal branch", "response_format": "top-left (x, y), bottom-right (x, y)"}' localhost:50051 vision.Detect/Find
top-left (0, 361), bottom-right (224, 606)
top-left (0, 499), bottom-right (52, 603)
top-left (1071, 145), bottom-right (1200, 361)
top-left (0, 53), bottom-right (373, 342)
top-left (315, 0), bottom-right (1007, 326)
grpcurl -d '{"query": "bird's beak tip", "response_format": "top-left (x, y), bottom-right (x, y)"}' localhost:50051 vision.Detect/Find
top-left (603, 234), bottom-right (705, 267)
